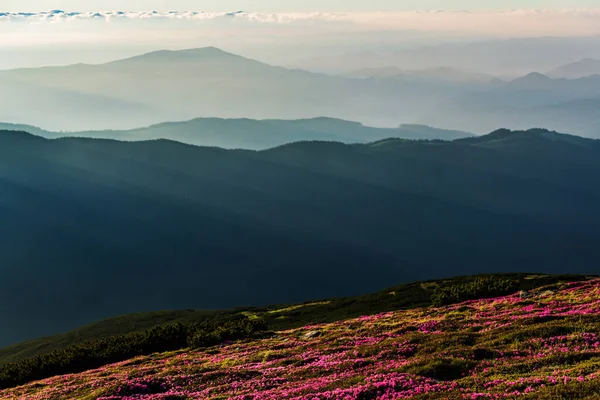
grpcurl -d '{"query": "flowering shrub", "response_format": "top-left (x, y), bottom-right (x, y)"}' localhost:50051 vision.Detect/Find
top-left (1, 279), bottom-right (599, 399)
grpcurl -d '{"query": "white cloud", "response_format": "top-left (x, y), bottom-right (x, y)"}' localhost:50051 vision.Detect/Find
top-left (2, 9), bottom-right (600, 36)
top-left (2, 9), bottom-right (600, 70)
top-left (0, 10), bottom-right (348, 24)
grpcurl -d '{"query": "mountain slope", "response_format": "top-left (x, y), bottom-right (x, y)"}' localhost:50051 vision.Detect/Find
top-left (293, 36), bottom-right (600, 76)
top-left (1, 273), bottom-right (586, 367)
top-left (418, 73), bottom-right (600, 137)
top-left (3, 47), bottom-right (600, 136)
top-left (0, 47), bottom-right (502, 131)
top-left (1, 128), bottom-right (600, 346)
top-left (0, 118), bottom-right (473, 150)
top-left (343, 66), bottom-right (500, 84)
top-left (0, 48), bottom-right (392, 130)
top-left (549, 58), bottom-right (600, 79)
top-left (2, 278), bottom-right (599, 399)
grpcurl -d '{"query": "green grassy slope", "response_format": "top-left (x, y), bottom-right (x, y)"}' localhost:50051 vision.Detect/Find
top-left (1, 273), bottom-right (592, 367)
top-left (2, 274), bottom-right (599, 399)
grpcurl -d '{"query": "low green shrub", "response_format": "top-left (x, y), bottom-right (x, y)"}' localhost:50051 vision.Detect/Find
top-left (0, 317), bottom-right (266, 390)
top-left (431, 276), bottom-right (519, 306)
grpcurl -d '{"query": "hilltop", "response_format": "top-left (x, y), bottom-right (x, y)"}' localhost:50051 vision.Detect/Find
top-left (1, 274), bottom-right (598, 399)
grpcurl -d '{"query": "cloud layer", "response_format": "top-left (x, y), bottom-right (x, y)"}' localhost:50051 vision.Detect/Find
top-left (0, 10), bottom-right (347, 23)
top-left (2, 9), bottom-right (600, 71)
top-left (2, 9), bottom-right (600, 36)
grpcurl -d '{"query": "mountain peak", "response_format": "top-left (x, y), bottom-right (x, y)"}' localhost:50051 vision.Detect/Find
top-left (176, 47), bottom-right (236, 57)
top-left (111, 47), bottom-right (243, 64)
top-left (482, 128), bottom-right (558, 141)
top-left (459, 128), bottom-right (598, 150)
top-left (513, 72), bottom-right (552, 83)
top-left (505, 72), bottom-right (553, 89)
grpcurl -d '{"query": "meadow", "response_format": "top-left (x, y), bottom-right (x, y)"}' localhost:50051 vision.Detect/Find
top-left (1, 278), bottom-right (599, 399)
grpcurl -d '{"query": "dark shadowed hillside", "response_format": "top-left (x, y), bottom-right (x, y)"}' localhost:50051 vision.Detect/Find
top-left (1, 128), bottom-right (599, 346)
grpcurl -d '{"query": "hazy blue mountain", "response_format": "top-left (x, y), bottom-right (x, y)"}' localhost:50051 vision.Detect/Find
top-left (0, 48), bottom-right (392, 130)
top-left (535, 99), bottom-right (600, 133)
top-left (344, 66), bottom-right (501, 84)
top-left (0, 47), bottom-right (503, 131)
top-left (1, 118), bottom-right (473, 150)
top-left (0, 123), bottom-right (48, 138)
top-left (548, 59), bottom-right (600, 79)
top-left (418, 73), bottom-right (600, 137)
top-left (505, 72), bottom-right (554, 89)
top-left (0, 75), bottom-right (155, 132)
top-left (293, 36), bottom-right (600, 77)
top-left (1, 128), bottom-right (599, 346)
top-left (3, 47), bottom-right (599, 136)
top-left (343, 66), bottom-right (405, 79)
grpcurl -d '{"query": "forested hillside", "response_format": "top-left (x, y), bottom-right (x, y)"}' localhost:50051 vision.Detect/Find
top-left (1, 128), bottom-right (599, 345)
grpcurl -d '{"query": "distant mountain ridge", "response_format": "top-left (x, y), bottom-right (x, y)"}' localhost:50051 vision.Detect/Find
top-left (548, 58), bottom-right (600, 79)
top-left (0, 47), bottom-right (517, 132)
top-left (343, 66), bottom-right (501, 84)
top-left (418, 73), bottom-right (600, 137)
top-left (292, 36), bottom-right (600, 76)
top-left (0, 127), bottom-right (599, 346)
top-left (506, 72), bottom-right (553, 88)
top-left (0, 118), bottom-right (473, 150)
top-left (1, 47), bottom-right (398, 130)
top-left (110, 46), bottom-right (244, 64)
top-left (2, 46), bottom-right (600, 138)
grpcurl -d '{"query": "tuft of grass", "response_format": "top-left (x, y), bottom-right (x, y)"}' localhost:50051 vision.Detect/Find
top-left (401, 357), bottom-right (477, 381)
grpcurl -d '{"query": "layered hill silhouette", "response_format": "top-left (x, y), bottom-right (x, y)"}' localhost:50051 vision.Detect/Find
top-left (342, 66), bottom-right (501, 84)
top-left (549, 58), bottom-right (600, 79)
top-left (1, 128), bottom-right (599, 346)
top-left (419, 73), bottom-right (600, 137)
top-left (0, 47), bottom-right (430, 130)
top-left (3, 47), bottom-right (600, 137)
top-left (0, 118), bottom-right (473, 150)
top-left (293, 36), bottom-right (600, 76)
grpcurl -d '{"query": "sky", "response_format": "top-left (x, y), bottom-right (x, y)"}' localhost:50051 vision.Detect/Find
top-left (2, 1), bottom-right (600, 70)
top-left (4, 0), bottom-right (600, 12)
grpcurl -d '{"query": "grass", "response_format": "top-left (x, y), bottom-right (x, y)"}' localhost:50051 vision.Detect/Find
top-left (2, 277), bottom-right (599, 399)
top-left (0, 274), bottom-right (592, 367)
